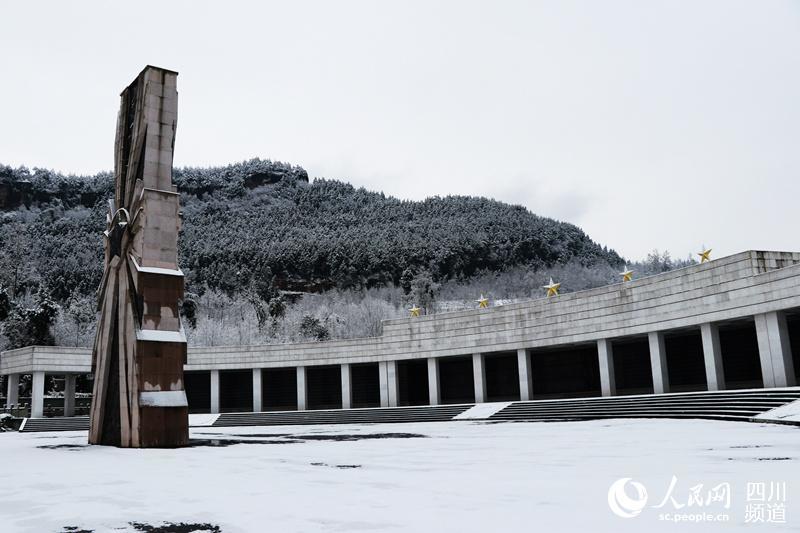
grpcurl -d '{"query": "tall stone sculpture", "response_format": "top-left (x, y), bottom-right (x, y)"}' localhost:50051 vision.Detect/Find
top-left (89, 66), bottom-right (188, 447)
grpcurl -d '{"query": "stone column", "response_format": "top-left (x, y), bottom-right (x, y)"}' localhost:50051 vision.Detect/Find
top-left (427, 358), bottom-right (440, 406)
top-left (64, 374), bottom-right (77, 417)
top-left (31, 371), bottom-right (45, 418)
top-left (755, 313), bottom-right (777, 388)
top-left (517, 348), bottom-right (533, 401)
top-left (296, 367), bottom-right (307, 411)
top-left (341, 363), bottom-right (351, 409)
top-left (648, 331), bottom-right (670, 394)
top-left (597, 339), bottom-right (616, 397)
top-left (5, 374), bottom-right (19, 408)
top-left (755, 312), bottom-right (796, 388)
top-left (700, 323), bottom-right (725, 391)
top-left (210, 370), bottom-right (220, 414)
top-left (378, 362), bottom-right (389, 407)
top-left (472, 353), bottom-right (486, 403)
top-left (252, 369), bottom-right (262, 412)
top-left (387, 361), bottom-right (399, 407)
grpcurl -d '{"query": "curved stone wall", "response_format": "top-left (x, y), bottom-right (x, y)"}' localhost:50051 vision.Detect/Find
top-left (3, 250), bottom-right (799, 417)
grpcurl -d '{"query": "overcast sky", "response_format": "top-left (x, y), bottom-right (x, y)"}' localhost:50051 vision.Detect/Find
top-left (1, 1), bottom-right (798, 261)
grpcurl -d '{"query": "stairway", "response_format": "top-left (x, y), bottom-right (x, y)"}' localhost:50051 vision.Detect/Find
top-left (489, 389), bottom-right (800, 422)
top-left (19, 416), bottom-right (89, 432)
top-left (212, 404), bottom-right (472, 427)
top-left (17, 388), bottom-right (800, 432)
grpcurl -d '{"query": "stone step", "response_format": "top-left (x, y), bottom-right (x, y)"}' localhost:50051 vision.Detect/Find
top-left (17, 388), bottom-right (800, 432)
top-left (491, 400), bottom-right (792, 412)
top-left (20, 417), bottom-right (90, 432)
top-left (489, 389), bottom-right (800, 422)
top-left (213, 405), bottom-right (472, 427)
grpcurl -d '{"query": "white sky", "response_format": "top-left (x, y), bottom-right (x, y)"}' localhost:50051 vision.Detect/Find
top-left (1, 1), bottom-right (798, 261)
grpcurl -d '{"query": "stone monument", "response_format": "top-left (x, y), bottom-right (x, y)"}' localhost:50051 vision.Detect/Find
top-left (88, 66), bottom-right (189, 447)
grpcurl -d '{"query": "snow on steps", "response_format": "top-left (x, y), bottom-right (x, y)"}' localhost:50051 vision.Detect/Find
top-left (454, 402), bottom-right (513, 420)
top-left (19, 416), bottom-right (89, 432)
top-left (18, 413), bottom-right (220, 432)
top-left (490, 388), bottom-right (800, 423)
top-left (754, 398), bottom-right (800, 425)
top-left (17, 388), bottom-right (800, 432)
top-left (213, 404), bottom-right (472, 427)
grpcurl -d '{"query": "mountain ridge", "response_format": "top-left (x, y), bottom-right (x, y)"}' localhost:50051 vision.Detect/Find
top-left (0, 158), bottom-right (622, 301)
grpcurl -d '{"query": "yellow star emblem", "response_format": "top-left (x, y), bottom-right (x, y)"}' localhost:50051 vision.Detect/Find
top-left (409, 305), bottom-right (421, 317)
top-left (698, 248), bottom-right (712, 263)
top-left (620, 265), bottom-right (634, 282)
top-left (476, 295), bottom-right (489, 308)
top-left (543, 278), bottom-right (561, 297)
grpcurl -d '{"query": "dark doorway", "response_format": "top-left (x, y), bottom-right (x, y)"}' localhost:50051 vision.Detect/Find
top-left (664, 330), bottom-right (708, 392)
top-left (184, 371), bottom-right (211, 414)
top-left (398, 359), bottom-right (429, 406)
top-left (719, 321), bottom-right (764, 389)
top-left (787, 311), bottom-right (800, 383)
top-left (484, 352), bottom-right (520, 401)
top-left (439, 356), bottom-right (475, 404)
top-left (306, 365), bottom-right (342, 410)
top-left (263, 368), bottom-right (298, 411)
top-left (351, 363), bottom-right (380, 408)
top-left (612, 338), bottom-right (654, 395)
top-left (531, 344), bottom-right (601, 399)
top-left (220, 370), bottom-right (253, 413)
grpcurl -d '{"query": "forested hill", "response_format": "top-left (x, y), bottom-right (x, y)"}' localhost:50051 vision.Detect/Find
top-left (0, 159), bottom-right (622, 301)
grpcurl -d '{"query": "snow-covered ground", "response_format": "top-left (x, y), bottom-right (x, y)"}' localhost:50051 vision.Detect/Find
top-left (0, 419), bottom-right (798, 532)
top-left (757, 399), bottom-right (800, 424)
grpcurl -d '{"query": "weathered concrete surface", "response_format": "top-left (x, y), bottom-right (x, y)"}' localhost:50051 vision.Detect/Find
top-left (755, 310), bottom-right (797, 387)
top-left (1, 346), bottom-right (93, 374)
top-left (597, 339), bottom-right (615, 397)
top-left (648, 331), bottom-right (669, 394)
top-left (2, 250), bottom-right (799, 375)
top-left (516, 348), bottom-right (533, 401)
top-left (88, 65), bottom-right (188, 447)
top-left (182, 250), bottom-right (800, 370)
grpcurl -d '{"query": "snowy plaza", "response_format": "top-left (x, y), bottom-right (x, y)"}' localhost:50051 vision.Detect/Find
top-left (2, 2), bottom-right (800, 533)
top-left (1, 418), bottom-right (798, 532)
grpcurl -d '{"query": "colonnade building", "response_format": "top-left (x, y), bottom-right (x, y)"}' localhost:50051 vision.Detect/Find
top-left (2, 250), bottom-right (799, 418)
